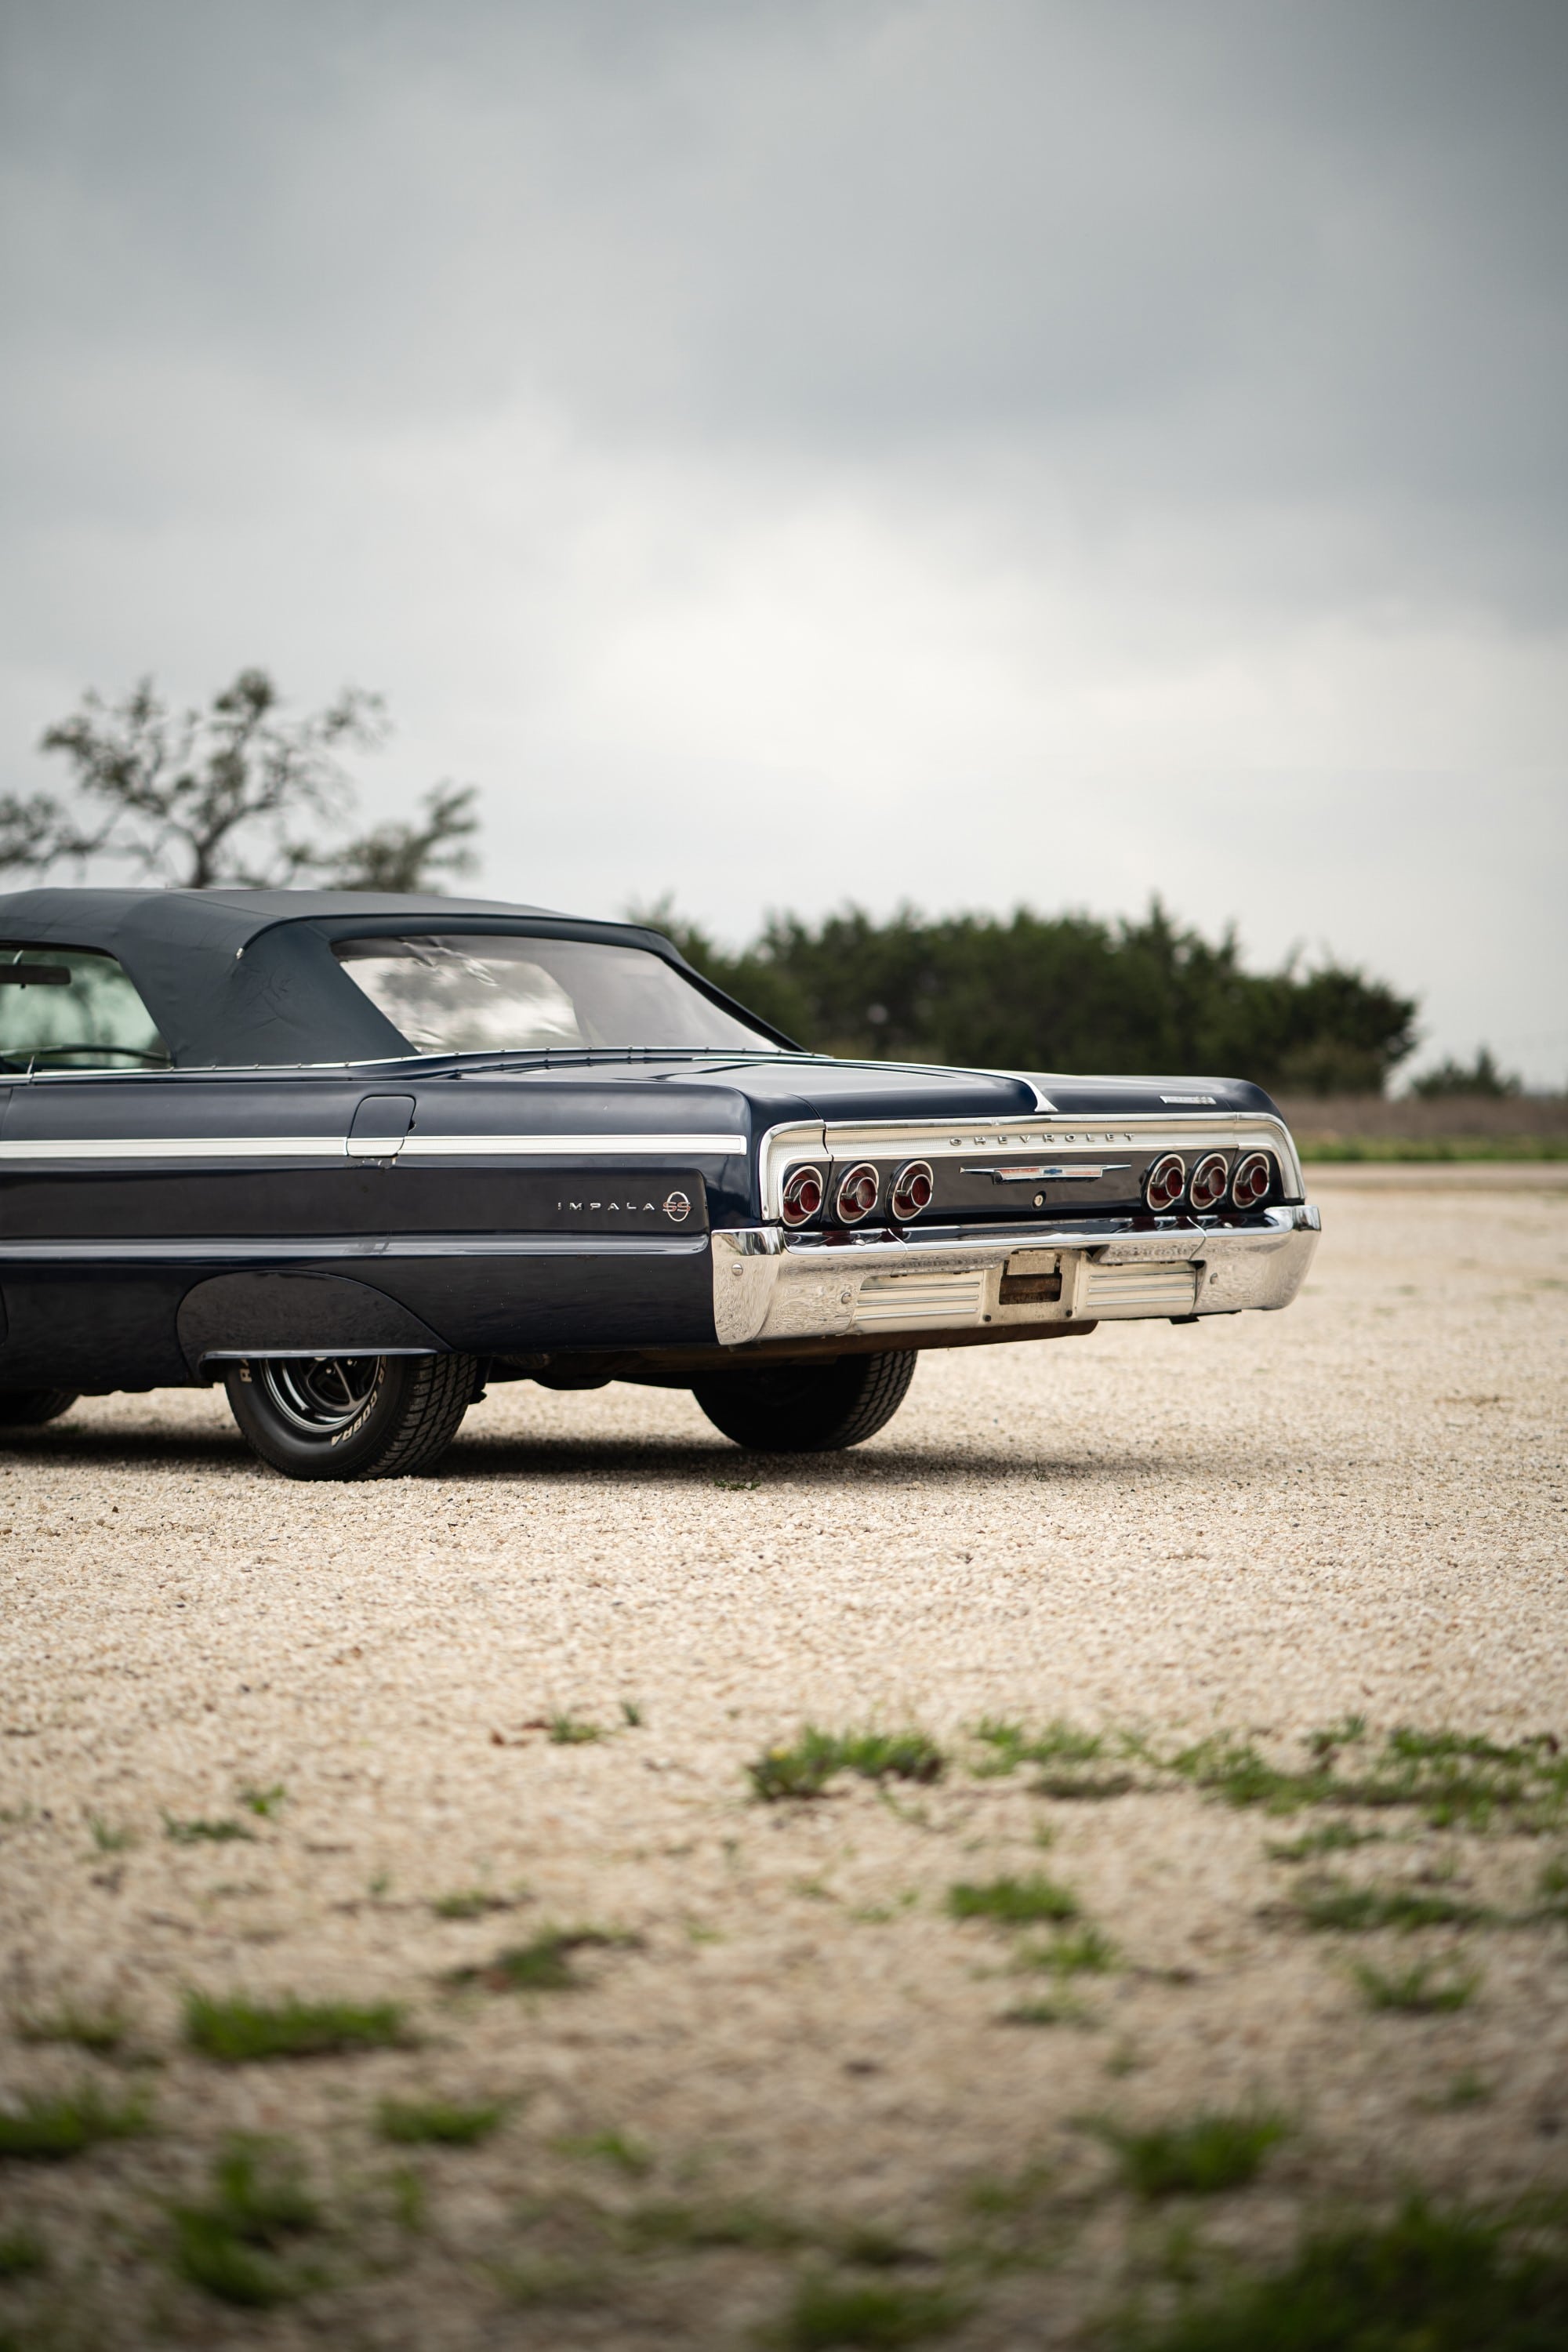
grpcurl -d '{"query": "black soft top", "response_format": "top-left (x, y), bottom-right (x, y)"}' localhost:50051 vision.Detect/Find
top-left (0, 886), bottom-right (731, 1068)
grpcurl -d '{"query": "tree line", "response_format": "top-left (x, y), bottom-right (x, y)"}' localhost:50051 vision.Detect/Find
top-left (648, 900), bottom-right (1421, 1095)
top-left (3, 668), bottom-right (1428, 1093)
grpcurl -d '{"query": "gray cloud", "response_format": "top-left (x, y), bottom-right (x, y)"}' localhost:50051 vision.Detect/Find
top-left (2, 0), bottom-right (1565, 1073)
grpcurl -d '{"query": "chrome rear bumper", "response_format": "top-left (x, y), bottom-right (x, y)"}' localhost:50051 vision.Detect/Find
top-left (712, 1205), bottom-right (1320, 1348)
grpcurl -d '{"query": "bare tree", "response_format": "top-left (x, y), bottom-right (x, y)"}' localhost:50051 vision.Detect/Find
top-left (0, 669), bottom-right (478, 892)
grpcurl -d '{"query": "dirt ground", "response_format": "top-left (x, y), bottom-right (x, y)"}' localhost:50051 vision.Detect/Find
top-left (2, 1175), bottom-right (1566, 2348)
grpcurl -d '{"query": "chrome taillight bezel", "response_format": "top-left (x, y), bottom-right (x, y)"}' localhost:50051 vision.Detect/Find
top-left (780, 1165), bottom-right (826, 1227)
top-left (1230, 1150), bottom-right (1273, 1209)
top-left (889, 1159), bottom-right (934, 1220)
top-left (834, 1162), bottom-right (880, 1223)
top-left (1144, 1152), bottom-right (1187, 1212)
top-left (1189, 1151), bottom-right (1229, 1212)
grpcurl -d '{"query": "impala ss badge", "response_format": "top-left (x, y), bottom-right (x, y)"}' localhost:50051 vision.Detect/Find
top-left (663, 1191), bottom-right (692, 1223)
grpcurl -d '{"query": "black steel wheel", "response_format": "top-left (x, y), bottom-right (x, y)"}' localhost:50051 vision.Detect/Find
top-left (0, 1388), bottom-right (78, 1428)
top-left (691, 1350), bottom-right (917, 1453)
top-left (223, 1352), bottom-right (477, 1481)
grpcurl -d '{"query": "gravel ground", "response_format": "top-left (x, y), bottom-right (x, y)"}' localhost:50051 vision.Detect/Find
top-left (2, 1181), bottom-right (1566, 2347)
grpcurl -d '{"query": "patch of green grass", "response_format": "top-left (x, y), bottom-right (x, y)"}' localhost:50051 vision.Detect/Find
top-left (774, 2273), bottom-right (967, 2348)
top-left (237, 1783), bottom-right (287, 1819)
top-left (86, 1812), bottom-right (134, 1853)
top-left (619, 1699), bottom-right (644, 1727)
top-left (1536, 1853), bottom-right (1568, 1918)
top-left (1268, 1821), bottom-right (1387, 1862)
top-left (946, 1874), bottom-right (1080, 1927)
top-left (377, 2096), bottom-right (506, 2146)
top-left (554, 2127), bottom-right (652, 2175)
top-left (162, 1811), bottom-right (255, 1846)
top-left (183, 1991), bottom-right (408, 2061)
top-left (15, 2002), bottom-right (129, 2056)
top-left (749, 1726), bottom-right (945, 1801)
top-left (1018, 1924), bottom-right (1120, 1977)
top-left (169, 2136), bottom-right (320, 2308)
top-left (1112, 2196), bottom-right (1568, 2350)
top-left (1001, 1994), bottom-right (1094, 2027)
top-left (972, 1718), bottom-right (1137, 1798)
top-left (0, 2229), bottom-right (46, 2278)
top-left (1290, 1877), bottom-right (1492, 1933)
top-left (0, 2083), bottom-right (150, 2160)
top-left (1094, 2109), bottom-right (1289, 2198)
top-left (618, 2198), bottom-right (806, 2253)
top-left (444, 1926), bottom-right (633, 1993)
top-left (1352, 1958), bottom-right (1483, 2013)
top-left (547, 1713), bottom-right (604, 1745)
top-left (1438, 2069), bottom-right (1493, 2107)
top-left (428, 1888), bottom-right (521, 1920)
top-left (1167, 1723), bottom-right (1568, 1835)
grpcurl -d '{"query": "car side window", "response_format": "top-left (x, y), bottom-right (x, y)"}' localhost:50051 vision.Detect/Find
top-left (0, 942), bottom-right (171, 1070)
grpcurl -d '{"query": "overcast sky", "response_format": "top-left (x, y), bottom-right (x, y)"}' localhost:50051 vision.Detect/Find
top-left (2, 0), bottom-right (1565, 1079)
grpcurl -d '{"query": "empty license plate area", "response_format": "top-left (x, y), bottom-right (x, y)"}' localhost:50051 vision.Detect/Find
top-left (998, 1247), bottom-right (1066, 1312)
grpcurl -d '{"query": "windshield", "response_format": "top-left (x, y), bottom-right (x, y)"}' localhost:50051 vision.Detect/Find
top-left (333, 933), bottom-right (780, 1057)
top-left (0, 942), bottom-right (171, 1070)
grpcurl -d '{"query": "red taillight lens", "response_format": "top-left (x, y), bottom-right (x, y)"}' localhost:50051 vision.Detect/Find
top-left (834, 1162), bottom-right (880, 1222)
top-left (890, 1160), bottom-right (934, 1219)
top-left (1231, 1151), bottom-right (1272, 1209)
top-left (1144, 1152), bottom-right (1186, 1212)
top-left (781, 1166), bottom-right (824, 1226)
top-left (1189, 1152), bottom-right (1229, 1211)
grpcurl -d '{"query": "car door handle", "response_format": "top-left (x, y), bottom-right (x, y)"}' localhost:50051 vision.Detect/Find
top-left (346, 1094), bottom-right (416, 1159)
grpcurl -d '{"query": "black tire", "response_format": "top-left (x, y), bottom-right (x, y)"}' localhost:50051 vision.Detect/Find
top-left (0, 1388), bottom-right (78, 1428)
top-left (691, 1350), bottom-right (917, 1453)
top-left (223, 1352), bottom-right (477, 1482)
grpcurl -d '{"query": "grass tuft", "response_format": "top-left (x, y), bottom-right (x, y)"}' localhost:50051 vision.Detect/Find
top-left (428, 1888), bottom-right (522, 1920)
top-left (547, 1714), bottom-right (604, 1744)
top-left (0, 2228), bottom-right (47, 2277)
top-left (619, 2198), bottom-right (806, 2252)
top-left (1352, 1958), bottom-right (1483, 2013)
top-left (86, 1812), bottom-right (135, 1853)
top-left (237, 1783), bottom-right (287, 1819)
top-left (1268, 1821), bottom-right (1387, 1862)
top-left (749, 1726), bottom-right (944, 1801)
top-left (774, 2273), bottom-right (966, 2348)
top-left (1290, 1877), bottom-right (1492, 1933)
top-left (1112, 2195), bottom-right (1568, 2350)
top-left (0, 2082), bottom-right (150, 2160)
top-left (15, 2002), bottom-right (129, 2056)
top-left (619, 1699), bottom-right (644, 1727)
top-left (946, 1874), bottom-right (1080, 1927)
top-left (183, 1991), bottom-right (408, 2062)
top-left (169, 2136), bottom-right (320, 2307)
top-left (162, 1811), bottom-right (255, 1846)
top-left (377, 2095), bottom-right (507, 2145)
top-left (444, 1926), bottom-right (634, 1994)
top-left (1094, 2108), bottom-right (1288, 2198)
top-left (554, 2127), bottom-right (652, 2176)
top-left (1018, 1924), bottom-right (1120, 1977)
top-left (1001, 1994), bottom-right (1094, 2027)
top-left (972, 1718), bottom-right (1136, 1797)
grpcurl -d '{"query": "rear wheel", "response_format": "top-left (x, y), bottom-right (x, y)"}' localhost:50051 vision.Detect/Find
top-left (0, 1388), bottom-right (78, 1428)
top-left (691, 1351), bottom-right (917, 1453)
top-left (223, 1352), bottom-right (477, 1481)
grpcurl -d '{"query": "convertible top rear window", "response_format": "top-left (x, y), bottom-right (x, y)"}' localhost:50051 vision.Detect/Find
top-left (0, 942), bottom-right (171, 1070)
top-left (333, 933), bottom-right (779, 1057)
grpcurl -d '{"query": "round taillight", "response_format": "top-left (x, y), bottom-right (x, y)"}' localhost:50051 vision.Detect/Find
top-left (1231, 1151), bottom-right (1272, 1209)
top-left (834, 1162), bottom-right (880, 1223)
top-left (1144, 1152), bottom-right (1186, 1213)
top-left (1189, 1152), bottom-right (1229, 1212)
top-left (889, 1160), bottom-right (934, 1220)
top-left (780, 1166), bottom-right (824, 1226)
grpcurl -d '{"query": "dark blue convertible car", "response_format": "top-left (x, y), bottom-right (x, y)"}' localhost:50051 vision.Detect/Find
top-left (0, 887), bottom-right (1319, 1478)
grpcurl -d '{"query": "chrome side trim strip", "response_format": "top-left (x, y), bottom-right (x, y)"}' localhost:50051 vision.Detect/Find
top-left (0, 1131), bottom-right (747, 1164)
top-left (0, 1234), bottom-right (710, 1264)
